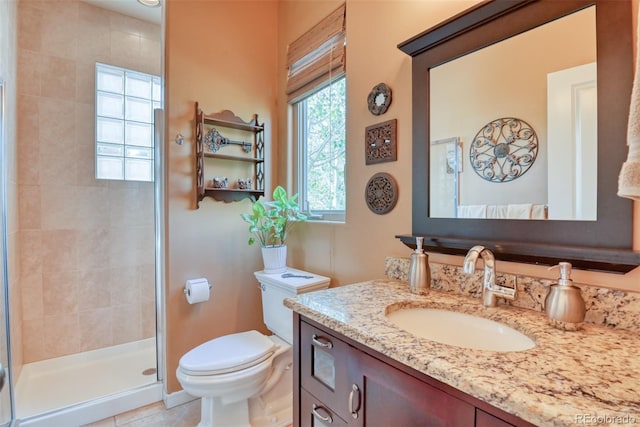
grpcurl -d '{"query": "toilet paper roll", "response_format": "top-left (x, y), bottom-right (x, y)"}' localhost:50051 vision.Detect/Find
top-left (185, 278), bottom-right (210, 304)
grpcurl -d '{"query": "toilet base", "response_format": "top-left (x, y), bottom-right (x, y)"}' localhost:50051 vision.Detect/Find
top-left (198, 397), bottom-right (250, 427)
top-left (194, 372), bottom-right (292, 427)
top-left (249, 391), bottom-right (292, 427)
top-left (196, 390), bottom-right (293, 427)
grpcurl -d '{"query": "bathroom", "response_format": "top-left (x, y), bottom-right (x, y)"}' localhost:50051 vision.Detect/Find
top-left (0, 0), bottom-right (639, 426)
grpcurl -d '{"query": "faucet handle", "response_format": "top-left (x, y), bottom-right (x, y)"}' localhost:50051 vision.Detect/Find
top-left (491, 283), bottom-right (516, 300)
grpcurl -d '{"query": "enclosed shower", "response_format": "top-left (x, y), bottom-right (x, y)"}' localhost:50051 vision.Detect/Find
top-left (0, 0), bottom-right (164, 425)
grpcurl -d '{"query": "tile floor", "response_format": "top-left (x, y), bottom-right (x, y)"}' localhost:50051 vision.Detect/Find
top-left (83, 400), bottom-right (200, 427)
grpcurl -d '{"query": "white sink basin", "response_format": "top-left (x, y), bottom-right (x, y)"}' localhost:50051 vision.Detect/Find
top-left (386, 308), bottom-right (535, 352)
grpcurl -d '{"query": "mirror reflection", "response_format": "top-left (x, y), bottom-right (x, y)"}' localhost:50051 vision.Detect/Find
top-left (429, 6), bottom-right (596, 221)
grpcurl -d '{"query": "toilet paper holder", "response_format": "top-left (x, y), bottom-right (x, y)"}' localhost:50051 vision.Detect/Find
top-left (183, 278), bottom-right (212, 297)
top-left (183, 283), bottom-right (212, 295)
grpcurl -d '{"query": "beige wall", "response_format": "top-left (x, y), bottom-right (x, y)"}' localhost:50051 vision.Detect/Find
top-left (16, 0), bottom-right (159, 363)
top-left (163, 0), bottom-right (640, 395)
top-left (165, 0), bottom-right (279, 393)
top-left (279, 1), bottom-right (481, 285)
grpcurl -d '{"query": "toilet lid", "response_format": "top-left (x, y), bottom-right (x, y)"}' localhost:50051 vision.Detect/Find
top-left (179, 330), bottom-right (276, 376)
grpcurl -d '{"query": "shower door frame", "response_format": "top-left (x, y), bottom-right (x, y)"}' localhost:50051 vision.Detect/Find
top-left (153, 107), bottom-right (166, 390)
top-left (0, 80), bottom-right (16, 426)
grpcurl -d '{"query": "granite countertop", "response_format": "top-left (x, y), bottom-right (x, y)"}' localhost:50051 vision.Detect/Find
top-left (285, 280), bottom-right (640, 427)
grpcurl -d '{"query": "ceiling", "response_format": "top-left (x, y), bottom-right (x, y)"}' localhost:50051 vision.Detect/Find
top-left (82, 0), bottom-right (162, 25)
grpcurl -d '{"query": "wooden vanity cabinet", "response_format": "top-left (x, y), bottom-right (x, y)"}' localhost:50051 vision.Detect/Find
top-left (476, 410), bottom-right (517, 427)
top-left (295, 315), bottom-right (534, 427)
top-left (348, 343), bottom-right (476, 426)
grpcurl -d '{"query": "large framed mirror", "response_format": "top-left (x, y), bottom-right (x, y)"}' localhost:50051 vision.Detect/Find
top-left (398, 0), bottom-right (640, 272)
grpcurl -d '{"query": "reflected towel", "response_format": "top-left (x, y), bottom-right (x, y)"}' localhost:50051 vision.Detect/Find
top-left (531, 204), bottom-right (547, 219)
top-left (507, 204), bottom-right (532, 219)
top-left (486, 205), bottom-right (508, 219)
top-left (618, 13), bottom-right (640, 200)
top-left (457, 204), bottom-right (487, 218)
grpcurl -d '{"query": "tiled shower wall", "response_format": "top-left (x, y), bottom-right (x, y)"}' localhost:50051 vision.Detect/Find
top-left (17, 0), bottom-right (160, 363)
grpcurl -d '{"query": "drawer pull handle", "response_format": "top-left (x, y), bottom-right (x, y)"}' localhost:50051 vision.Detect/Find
top-left (312, 404), bottom-right (333, 423)
top-left (312, 334), bottom-right (333, 349)
top-left (349, 383), bottom-right (361, 419)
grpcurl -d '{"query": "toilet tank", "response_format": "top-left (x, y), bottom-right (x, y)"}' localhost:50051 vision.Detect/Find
top-left (254, 268), bottom-right (330, 344)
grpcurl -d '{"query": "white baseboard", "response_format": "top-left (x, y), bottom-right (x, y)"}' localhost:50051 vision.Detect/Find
top-left (163, 389), bottom-right (197, 409)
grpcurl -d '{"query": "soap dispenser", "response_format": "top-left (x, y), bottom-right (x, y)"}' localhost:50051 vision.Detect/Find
top-left (544, 262), bottom-right (586, 330)
top-left (408, 236), bottom-right (430, 294)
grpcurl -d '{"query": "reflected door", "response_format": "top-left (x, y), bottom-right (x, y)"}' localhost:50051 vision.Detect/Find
top-left (547, 62), bottom-right (597, 220)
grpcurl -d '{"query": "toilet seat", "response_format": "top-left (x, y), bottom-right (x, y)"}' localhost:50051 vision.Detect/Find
top-left (179, 330), bottom-right (276, 376)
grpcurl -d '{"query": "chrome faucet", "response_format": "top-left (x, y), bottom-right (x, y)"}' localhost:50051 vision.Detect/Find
top-left (463, 245), bottom-right (516, 307)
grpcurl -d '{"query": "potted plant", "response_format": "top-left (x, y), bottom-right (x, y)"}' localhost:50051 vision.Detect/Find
top-left (241, 186), bottom-right (307, 273)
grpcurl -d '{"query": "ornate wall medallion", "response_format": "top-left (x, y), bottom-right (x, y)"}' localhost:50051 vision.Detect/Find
top-left (367, 83), bottom-right (392, 115)
top-left (365, 172), bottom-right (398, 214)
top-left (365, 119), bottom-right (397, 164)
top-left (469, 117), bottom-right (538, 183)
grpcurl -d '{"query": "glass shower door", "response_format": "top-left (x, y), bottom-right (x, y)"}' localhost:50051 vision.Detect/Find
top-left (0, 80), bottom-right (15, 426)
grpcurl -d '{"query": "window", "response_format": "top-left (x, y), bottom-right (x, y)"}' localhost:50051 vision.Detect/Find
top-left (296, 78), bottom-right (346, 221)
top-left (287, 4), bottom-right (346, 221)
top-left (95, 63), bottom-right (160, 181)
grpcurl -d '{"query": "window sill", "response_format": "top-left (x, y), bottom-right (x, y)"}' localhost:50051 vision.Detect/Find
top-left (304, 212), bottom-right (345, 224)
top-left (306, 218), bottom-right (346, 225)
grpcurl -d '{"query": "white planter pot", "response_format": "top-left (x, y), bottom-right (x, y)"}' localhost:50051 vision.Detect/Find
top-left (261, 245), bottom-right (287, 274)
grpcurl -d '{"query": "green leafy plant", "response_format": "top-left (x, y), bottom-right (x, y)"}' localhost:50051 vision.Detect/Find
top-left (241, 186), bottom-right (307, 247)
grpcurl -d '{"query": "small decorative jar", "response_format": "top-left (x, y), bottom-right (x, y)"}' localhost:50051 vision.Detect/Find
top-left (212, 176), bottom-right (228, 188)
top-left (237, 178), bottom-right (252, 190)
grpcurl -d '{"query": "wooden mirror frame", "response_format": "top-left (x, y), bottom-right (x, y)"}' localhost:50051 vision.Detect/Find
top-left (397, 0), bottom-right (640, 273)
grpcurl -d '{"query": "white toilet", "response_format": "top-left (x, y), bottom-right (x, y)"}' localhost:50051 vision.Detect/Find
top-left (176, 268), bottom-right (330, 427)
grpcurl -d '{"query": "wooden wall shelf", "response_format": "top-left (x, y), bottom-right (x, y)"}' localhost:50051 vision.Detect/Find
top-left (195, 102), bottom-right (265, 207)
top-left (202, 188), bottom-right (265, 204)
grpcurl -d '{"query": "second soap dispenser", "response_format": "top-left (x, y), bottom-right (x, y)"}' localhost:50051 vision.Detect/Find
top-left (408, 236), bottom-right (430, 294)
top-left (544, 262), bottom-right (586, 330)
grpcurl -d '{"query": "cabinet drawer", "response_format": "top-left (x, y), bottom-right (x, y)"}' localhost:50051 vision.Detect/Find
top-left (301, 321), bottom-right (351, 421)
top-left (300, 389), bottom-right (349, 427)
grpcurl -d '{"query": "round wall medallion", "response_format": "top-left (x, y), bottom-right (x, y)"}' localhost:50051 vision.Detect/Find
top-left (367, 83), bottom-right (392, 115)
top-left (469, 117), bottom-right (538, 183)
top-left (365, 172), bottom-right (398, 214)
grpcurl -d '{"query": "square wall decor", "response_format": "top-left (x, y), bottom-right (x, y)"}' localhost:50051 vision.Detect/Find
top-left (365, 119), bottom-right (397, 165)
